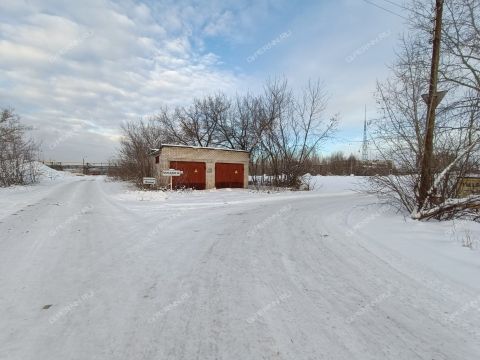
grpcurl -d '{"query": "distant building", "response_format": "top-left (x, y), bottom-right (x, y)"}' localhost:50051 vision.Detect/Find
top-left (150, 145), bottom-right (250, 190)
top-left (458, 174), bottom-right (480, 197)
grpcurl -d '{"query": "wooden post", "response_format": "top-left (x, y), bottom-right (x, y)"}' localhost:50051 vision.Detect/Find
top-left (418, 0), bottom-right (444, 209)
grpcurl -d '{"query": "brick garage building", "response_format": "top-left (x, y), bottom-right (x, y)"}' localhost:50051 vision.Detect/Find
top-left (150, 145), bottom-right (250, 190)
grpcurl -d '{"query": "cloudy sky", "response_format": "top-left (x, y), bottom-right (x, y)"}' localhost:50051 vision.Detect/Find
top-left (0, 0), bottom-right (407, 162)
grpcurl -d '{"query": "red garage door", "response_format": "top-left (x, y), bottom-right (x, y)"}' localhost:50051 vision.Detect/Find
top-left (170, 161), bottom-right (206, 190)
top-left (215, 163), bottom-right (244, 188)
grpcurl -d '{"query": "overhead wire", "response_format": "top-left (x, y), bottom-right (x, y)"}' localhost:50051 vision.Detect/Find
top-left (362, 0), bottom-right (410, 20)
top-left (378, 0), bottom-right (406, 9)
top-left (376, 0), bottom-right (432, 20)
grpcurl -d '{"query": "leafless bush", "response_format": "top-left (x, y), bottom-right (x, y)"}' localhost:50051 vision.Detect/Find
top-left (0, 108), bottom-right (39, 187)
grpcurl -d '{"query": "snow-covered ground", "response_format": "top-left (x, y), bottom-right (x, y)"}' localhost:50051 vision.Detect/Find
top-left (0, 163), bottom-right (77, 221)
top-left (1, 172), bottom-right (480, 359)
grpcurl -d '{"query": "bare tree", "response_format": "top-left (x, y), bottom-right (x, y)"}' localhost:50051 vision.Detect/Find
top-left (116, 118), bottom-right (165, 183)
top-left (440, 0), bottom-right (480, 93)
top-left (0, 108), bottom-right (39, 187)
top-left (258, 79), bottom-right (338, 187)
top-left (368, 0), bottom-right (480, 220)
top-left (217, 93), bottom-right (268, 152)
top-left (159, 94), bottom-right (230, 147)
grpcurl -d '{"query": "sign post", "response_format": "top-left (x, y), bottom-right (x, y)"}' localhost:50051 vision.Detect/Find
top-left (143, 177), bottom-right (156, 185)
top-left (142, 177), bottom-right (156, 189)
top-left (161, 169), bottom-right (183, 190)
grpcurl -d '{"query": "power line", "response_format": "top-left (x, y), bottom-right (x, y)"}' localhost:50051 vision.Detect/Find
top-left (377, 0), bottom-right (431, 20)
top-left (378, 0), bottom-right (405, 9)
top-left (362, 0), bottom-right (409, 20)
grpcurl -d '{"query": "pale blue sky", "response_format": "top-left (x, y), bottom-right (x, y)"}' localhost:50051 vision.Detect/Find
top-left (0, 0), bottom-right (408, 162)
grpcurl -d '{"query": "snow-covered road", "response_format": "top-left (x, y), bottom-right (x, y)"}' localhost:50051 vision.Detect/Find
top-left (1, 176), bottom-right (480, 360)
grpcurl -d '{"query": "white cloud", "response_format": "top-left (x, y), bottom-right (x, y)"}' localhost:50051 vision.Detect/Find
top-left (203, 10), bottom-right (235, 37)
top-left (0, 0), bottom-right (251, 162)
top-left (0, 0), bottom-right (408, 161)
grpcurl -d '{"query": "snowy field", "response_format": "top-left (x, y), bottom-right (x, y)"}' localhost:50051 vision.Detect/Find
top-left (1, 168), bottom-right (480, 360)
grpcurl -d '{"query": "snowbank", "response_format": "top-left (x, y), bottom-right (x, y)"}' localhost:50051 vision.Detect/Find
top-left (307, 175), bottom-right (363, 193)
top-left (0, 162), bottom-right (74, 220)
top-left (36, 162), bottom-right (73, 182)
top-left (116, 190), bottom-right (169, 202)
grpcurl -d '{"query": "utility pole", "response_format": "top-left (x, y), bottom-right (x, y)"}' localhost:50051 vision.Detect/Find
top-left (418, 0), bottom-right (444, 208)
top-left (362, 105), bottom-right (368, 162)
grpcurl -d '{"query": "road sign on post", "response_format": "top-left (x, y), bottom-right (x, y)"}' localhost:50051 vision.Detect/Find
top-left (161, 169), bottom-right (183, 190)
top-left (161, 169), bottom-right (183, 177)
top-left (143, 177), bottom-right (156, 185)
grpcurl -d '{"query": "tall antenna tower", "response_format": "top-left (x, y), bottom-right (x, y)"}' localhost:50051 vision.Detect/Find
top-left (362, 105), bottom-right (368, 162)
